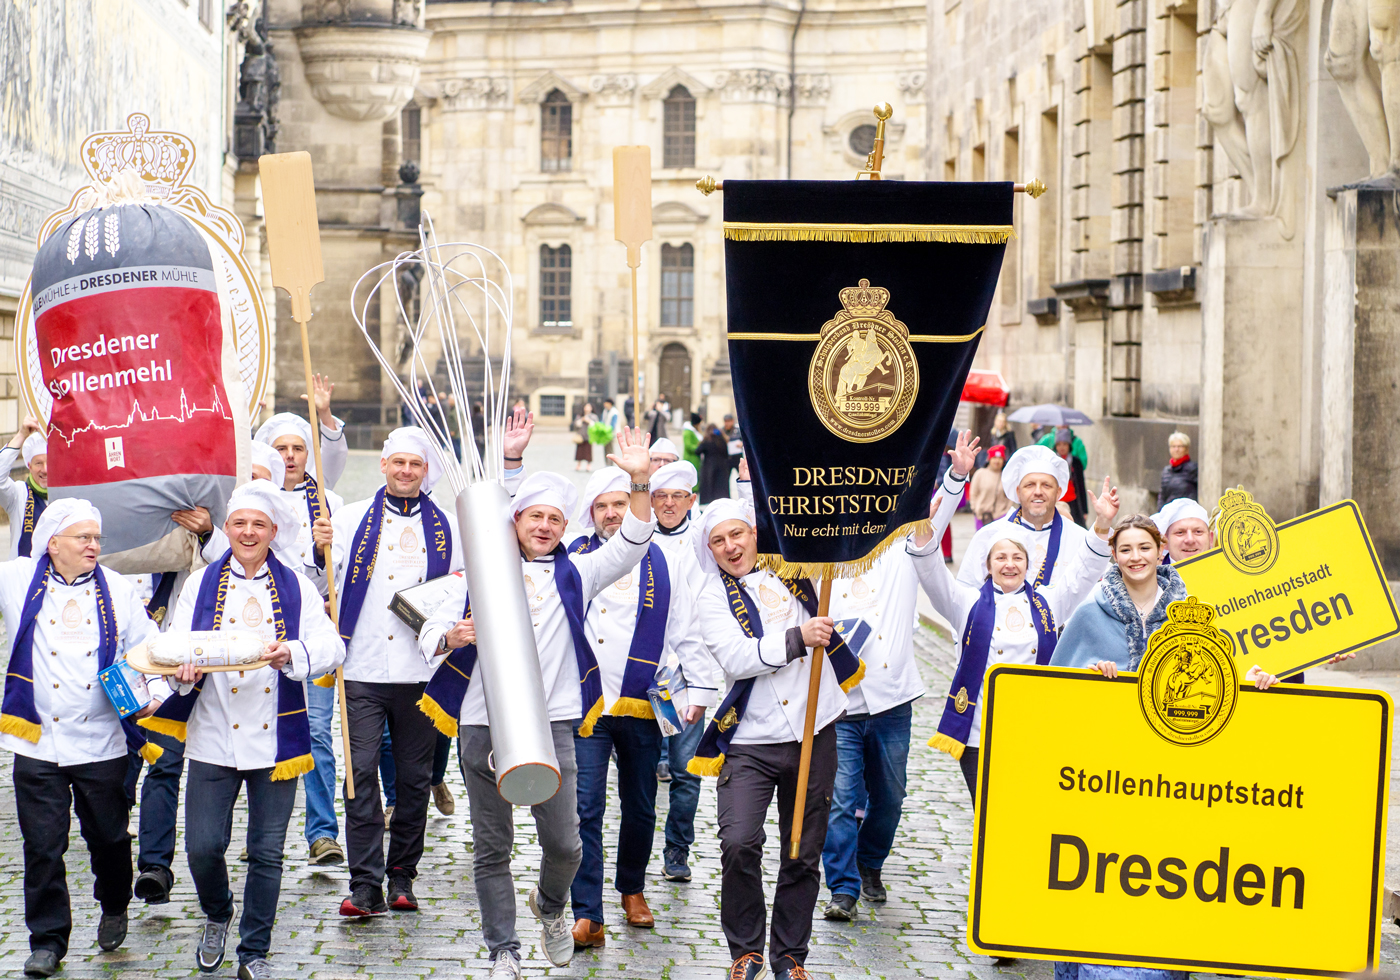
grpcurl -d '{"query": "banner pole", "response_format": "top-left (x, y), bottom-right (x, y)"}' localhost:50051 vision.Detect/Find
top-left (789, 576), bottom-right (833, 859)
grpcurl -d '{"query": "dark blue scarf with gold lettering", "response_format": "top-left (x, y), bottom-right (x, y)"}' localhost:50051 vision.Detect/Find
top-left (338, 487), bottom-right (451, 646)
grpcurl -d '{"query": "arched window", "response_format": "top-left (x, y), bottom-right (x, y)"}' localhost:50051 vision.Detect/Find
top-left (541, 89), bottom-right (572, 172)
top-left (540, 244), bottom-right (572, 330)
top-left (660, 244), bottom-right (694, 327)
top-left (663, 85), bottom-right (696, 169)
top-left (849, 124), bottom-right (877, 158)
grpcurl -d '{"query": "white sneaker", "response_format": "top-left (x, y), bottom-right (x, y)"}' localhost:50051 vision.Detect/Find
top-left (528, 886), bottom-right (574, 966)
top-left (487, 951), bottom-right (521, 978)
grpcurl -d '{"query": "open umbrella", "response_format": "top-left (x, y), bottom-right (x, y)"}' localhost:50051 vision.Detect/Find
top-left (1006, 404), bottom-right (1095, 427)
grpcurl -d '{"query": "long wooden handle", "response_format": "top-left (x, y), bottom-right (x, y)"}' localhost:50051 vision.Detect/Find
top-left (631, 267), bottom-right (641, 421)
top-left (299, 318), bottom-right (355, 800)
top-left (789, 577), bottom-right (833, 860)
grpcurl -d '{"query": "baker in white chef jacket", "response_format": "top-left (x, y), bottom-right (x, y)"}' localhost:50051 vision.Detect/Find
top-left (0, 498), bottom-right (163, 978)
top-left (0, 417), bottom-right (51, 558)
top-left (157, 480), bottom-right (344, 980)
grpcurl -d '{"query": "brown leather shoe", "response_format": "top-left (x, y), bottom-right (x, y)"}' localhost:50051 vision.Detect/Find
top-left (620, 892), bottom-right (654, 927)
top-left (572, 918), bottom-right (605, 948)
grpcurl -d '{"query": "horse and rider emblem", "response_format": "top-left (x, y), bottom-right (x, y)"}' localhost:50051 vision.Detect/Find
top-left (1137, 597), bottom-right (1239, 746)
top-left (1215, 487), bottom-right (1280, 575)
top-left (808, 279), bottom-right (919, 444)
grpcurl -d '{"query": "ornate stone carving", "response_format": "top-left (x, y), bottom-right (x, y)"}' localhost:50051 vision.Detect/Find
top-left (1325, 0), bottom-right (1400, 184)
top-left (233, 8), bottom-right (279, 162)
top-left (714, 69), bottom-right (788, 104)
top-left (589, 74), bottom-right (637, 105)
top-left (639, 67), bottom-right (712, 100)
top-left (1201, 0), bottom-right (1304, 236)
top-left (518, 71), bottom-right (587, 104)
top-left (898, 71), bottom-right (927, 105)
top-left (294, 25), bottom-right (430, 122)
top-left (301, 0), bottom-right (421, 27)
top-left (793, 74), bottom-right (831, 104)
top-left (440, 77), bottom-right (510, 111)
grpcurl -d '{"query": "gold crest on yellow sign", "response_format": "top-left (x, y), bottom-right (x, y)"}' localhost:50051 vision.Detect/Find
top-left (1136, 597), bottom-right (1239, 746)
top-left (1215, 487), bottom-right (1280, 575)
top-left (808, 279), bottom-right (919, 443)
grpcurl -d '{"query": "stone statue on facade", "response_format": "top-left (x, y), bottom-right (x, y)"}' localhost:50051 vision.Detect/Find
top-left (1325, 0), bottom-right (1400, 184)
top-left (1202, 0), bottom-right (1305, 236)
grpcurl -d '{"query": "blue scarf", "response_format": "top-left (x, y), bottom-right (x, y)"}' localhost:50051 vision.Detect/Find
top-left (688, 570), bottom-right (864, 777)
top-left (929, 578), bottom-right (1057, 760)
top-left (141, 550), bottom-right (313, 780)
top-left (1007, 507), bottom-right (1063, 587)
top-left (16, 480), bottom-right (46, 558)
top-left (570, 534), bottom-right (671, 719)
top-left (302, 477), bottom-right (327, 570)
top-left (418, 542), bottom-right (606, 738)
top-left (1, 557), bottom-right (157, 762)
top-left (338, 487), bottom-right (451, 646)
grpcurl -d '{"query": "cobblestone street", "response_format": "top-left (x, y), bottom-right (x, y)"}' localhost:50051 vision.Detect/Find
top-left (1, 622), bottom-right (1398, 979)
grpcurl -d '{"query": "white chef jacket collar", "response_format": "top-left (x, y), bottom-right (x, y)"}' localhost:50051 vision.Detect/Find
top-left (51, 567), bottom-right (96, 587)
top-left (656, 513), bottom-right (691, 536)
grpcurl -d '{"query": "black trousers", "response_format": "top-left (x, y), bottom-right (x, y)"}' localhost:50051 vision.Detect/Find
top-left (959, 746), bottom-right (980, 805)
top-left (13, 754), bottom-right (131, 957)
top-left (344, 680), bottom-right (438, 889)
top-left (716, 725), bottom-right (837, 970)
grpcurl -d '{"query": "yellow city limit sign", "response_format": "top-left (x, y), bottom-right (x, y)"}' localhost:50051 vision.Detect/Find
top-left (1175, 494), bottom-right (1399, 678)
top-left (968, 665), bottom-right (1391, 976)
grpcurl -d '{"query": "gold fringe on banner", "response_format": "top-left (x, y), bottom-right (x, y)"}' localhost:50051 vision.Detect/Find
top-left (756, 518), bottom-right (933, 581)
top-left (688, 753), bottom-right (725, 777)
top-left (723, 222), bottom-right (1014, 244)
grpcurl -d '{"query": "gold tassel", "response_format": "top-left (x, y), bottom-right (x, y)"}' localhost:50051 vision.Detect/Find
top-left (723, 222), bottom-right (1015, 244)
top-left (927, 732), bottom-right (966, 760)
top-left (608, 697), bottom-right (656, 720)
top-left (756, 518), bottom-right (933, 580)
top-left (839, 659), bottom-right (867, 694)
top-left (416, 694), bottom-right (459, 738)
top-left (687, 753), bottom-right (725, 777)
top-left (313, 674), bottom-right (336, 689)
top-left (139, 741), bottom-right (164, 765)
top-left (270, 753), bottom-right (315, 781)
top-left (576, 695), bottom-right (605, 739)
top-left (0, 714), bottom-right (42, 744)
top-left (137, 716), bottom-right (188, 742)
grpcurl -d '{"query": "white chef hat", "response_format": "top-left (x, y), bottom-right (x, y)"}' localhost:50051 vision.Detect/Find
top-left (381, 426), bottom-right (445, 491)
top-left (33, 498), bottom-right (101, 558)
top-left (651, 460), bottom-right (697, 494)
top-left (511, 471), bottom-right (579, 525)
top-left (694, 497), bottom-right (754, 575)
top-left (983, 523), bottom-right (1036, 563)
top-left (21, 432), bottom-right (47, 468)
top-left (1001, 445), bottom-right (1070, 502)
top-left (249, 440), bottom-right (286, 490)
top-left (574, 466), bottom-right (632, 529)
top-left (1152, 498), bottom-right (1209, 537)
top-left (649, 437), bottom-right (680, 460)
top-left (254, 413), bottom-right (319, 478)
top-left (225, 479), bottom-right (301, 554)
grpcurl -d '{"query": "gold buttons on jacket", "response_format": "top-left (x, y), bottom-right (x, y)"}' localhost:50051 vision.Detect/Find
top-left (233, 723), bottom-right (240, 729)
top-left (263, 723), bottom-right (269, 730)
top-left (52, 683), bottom-right (58, 689)
top-left (388, 634), bottom-right (394, 640)
top-left (782, 699), bottom-right (789, 705)
top-left (231, 687), bottom-right (238, 694)
top-left (265, 687), bottom-right (271, 694)
top-left (389, 575), bottom-right (394, 580)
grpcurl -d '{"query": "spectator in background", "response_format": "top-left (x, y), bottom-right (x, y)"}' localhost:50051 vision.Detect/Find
top-left (722, 415), bottom-right (743, 475)
top-left (573, 403), bottom-right (598, 472)
top-left (600, 398), bottom-right (622, 458)
top-left (1037, 425), bottom-right (1087, 470)
top-left (682, 413), bottom-right (703, 478)
top-left (645, 399), bottom-right (670, 443)
top-left (1054, 429), bottom-right (1089, 527)
top-left (1158, 431), bottom-right (1197, 508)
top-left (696, 424), bottom-right (731, 505)
top-left (989, 410), bottom-right (1017, 455)
top-left (967, 445), bottom-right (1013, 528)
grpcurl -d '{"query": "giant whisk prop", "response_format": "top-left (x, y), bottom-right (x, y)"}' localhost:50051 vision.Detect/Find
top-left (351, 214), bottom-right (561, 806)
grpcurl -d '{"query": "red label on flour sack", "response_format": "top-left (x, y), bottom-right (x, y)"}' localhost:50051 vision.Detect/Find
top-left (30, 204), bottom-right (237, 489)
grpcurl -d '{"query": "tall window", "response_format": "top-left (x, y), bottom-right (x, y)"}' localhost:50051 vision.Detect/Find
top-left (660, 244), bottom-right (694, 327)
top-left (540, 245), bottom-right (572, 330)
top-left (401, 103), bottom-right (421, 166)
top-left (198, 0), bottom-right (213, 27)
top-left (663, 85), bottom-right (696, 169)
top-left (541, 90), bottom-right (572, 172)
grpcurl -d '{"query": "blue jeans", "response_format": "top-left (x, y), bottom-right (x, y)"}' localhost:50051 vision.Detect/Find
top-left (820, 700), bottom-right (913, 898)
top-left (303, 680), bottom-right (339, 844)
top-left (137, 731), bottom-right (186, 871)
top-left (570, 715), bottom-right (662, 923)
top-left (664, 709), bottom-right (706, 853)
top-left (184, 760), bottom-right (297, 963)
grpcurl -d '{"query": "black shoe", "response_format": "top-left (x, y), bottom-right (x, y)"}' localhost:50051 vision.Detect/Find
top-left (774, 962), bottom-right (813, 980)
top-left (727, 952), bottom-right (766, 980)
top-left (387, 872), bottom-right (418, 911)
top-left (858, 864), bottom-right (887, 903)
top-left (134, 866), bottom-right (174, 904)
top-left (339, 883), bottom-right (388, 916)
top-left (23, 950), bottom-right (59, 978)
top-left (662, 846), bottom-right (691, 882)
top-left (823, 893), bottom-right (857, 921)
top-left (97, 910), bottom-right (127, 951)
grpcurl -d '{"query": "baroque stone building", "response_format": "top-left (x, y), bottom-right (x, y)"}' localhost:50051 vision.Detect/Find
top-left (270, 0), bottom-right (927, 429)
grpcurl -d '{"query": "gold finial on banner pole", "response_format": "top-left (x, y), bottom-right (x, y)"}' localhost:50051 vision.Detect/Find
top-left (1016, 178), bottom-right (1048, 198)
top-left (856, 103), bottom-right (895, 180)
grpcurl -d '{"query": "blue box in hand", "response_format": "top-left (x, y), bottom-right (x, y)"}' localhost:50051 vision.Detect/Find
top-left (98, 659), bottom-right (152, 719)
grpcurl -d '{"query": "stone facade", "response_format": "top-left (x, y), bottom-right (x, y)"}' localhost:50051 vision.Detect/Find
top-left (0, 0), bottom-right (239, 435)
top-left (269, 0), bottom-right (927, 429)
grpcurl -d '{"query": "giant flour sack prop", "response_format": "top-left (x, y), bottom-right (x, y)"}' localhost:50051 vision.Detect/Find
top-left (30, 180), bottom-right (241, 554)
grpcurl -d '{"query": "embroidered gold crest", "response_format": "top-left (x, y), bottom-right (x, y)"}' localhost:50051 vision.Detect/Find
top-left (717, 706), bottom-right (739, 732)
top-left (1137, 597), bottom-right (1239, 747)
top-left (1216, 487), bottom-right (1279, 575)
top-left (61, 599), bottom-right (82, 629)
top-left (399, 526), bottom-right (418, 553)
top-left (954, 686), bottom-right (970, 713)
top-left (241, 596), bottom-right (262, 628)
top-left (808, 279), bottom-right (919, 443)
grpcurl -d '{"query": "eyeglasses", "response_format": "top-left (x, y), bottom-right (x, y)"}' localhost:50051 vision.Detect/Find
top-left (54, 534), bottom-right (102, 545)
top-left (651, 491), bottom-right (692, 503)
